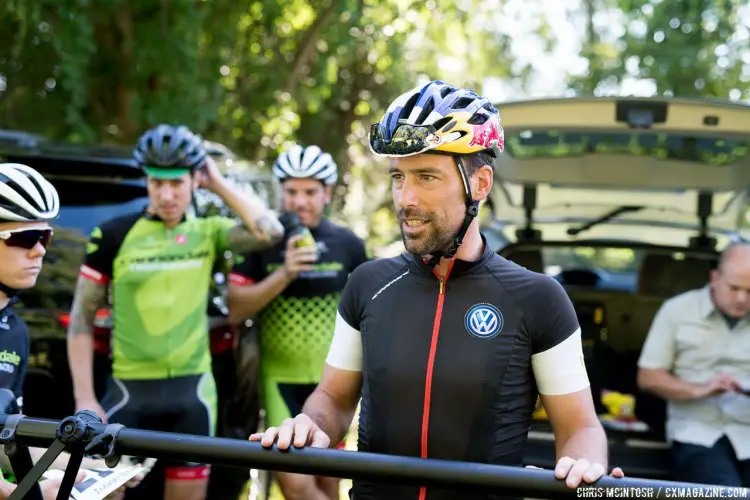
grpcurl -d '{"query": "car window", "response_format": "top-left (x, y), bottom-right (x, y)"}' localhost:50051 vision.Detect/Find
top-left (504, 129), bottom-right (750, 167)
top-left (16, 179), bottom-right (148, 311)
top-left (51, 178), bottom-right (148, 236)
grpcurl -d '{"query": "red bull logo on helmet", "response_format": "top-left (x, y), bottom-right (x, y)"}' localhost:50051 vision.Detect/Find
top-left (469, 119), bottom-right (504, 151)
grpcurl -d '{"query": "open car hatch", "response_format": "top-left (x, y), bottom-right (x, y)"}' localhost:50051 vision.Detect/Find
top-left (488, 97), bottom-right (750, 248)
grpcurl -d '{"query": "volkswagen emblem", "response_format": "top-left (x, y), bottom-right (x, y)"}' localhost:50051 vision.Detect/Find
top-left (464, 303), bottom-right (503, 339)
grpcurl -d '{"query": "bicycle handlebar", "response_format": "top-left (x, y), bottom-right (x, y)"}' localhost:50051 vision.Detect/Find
top-left (0, 412), bottom-right (735, 499)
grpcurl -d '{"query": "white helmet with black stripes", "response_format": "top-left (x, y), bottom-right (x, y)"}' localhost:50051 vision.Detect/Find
top-left (0, 163), bottom-right (60, 223)
top-left (272, 144), bottom-right (338, 186)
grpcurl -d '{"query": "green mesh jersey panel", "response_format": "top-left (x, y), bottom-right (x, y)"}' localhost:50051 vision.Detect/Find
top-left (82, 212), bottom-right (235, 380)
top-left (259, 292), bottom-right (341, 381)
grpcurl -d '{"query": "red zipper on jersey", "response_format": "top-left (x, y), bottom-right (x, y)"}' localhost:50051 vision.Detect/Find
top-left (418, 257), bottom-right (456, 500)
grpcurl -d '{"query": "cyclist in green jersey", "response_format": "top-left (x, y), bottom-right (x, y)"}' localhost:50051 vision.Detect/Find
top-left (67, 125), bottom-right (284, 500)
top-left (228, 144), bottom-right (368, 500)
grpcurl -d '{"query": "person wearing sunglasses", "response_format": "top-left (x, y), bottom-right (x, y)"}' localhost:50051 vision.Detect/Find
top-left (0, 162), bottom-right (87, 499)
top-left (66, 124), bottom-right (284, 500)
top-left (0, 162), bottom-right (58, 415)
top-left (250, 81), bottom-right (624, 499)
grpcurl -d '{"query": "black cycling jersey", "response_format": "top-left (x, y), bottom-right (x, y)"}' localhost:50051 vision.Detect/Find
top-left (231, 217), bottom-right (368, 298)
top-left (229, 217), bottom-right (368, 383)
top-left (0, 299), bottom-right (29, 412)
top-left (336, 237), bottom-right (583, 500)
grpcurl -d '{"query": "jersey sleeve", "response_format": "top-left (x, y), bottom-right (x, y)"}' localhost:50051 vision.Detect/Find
top-left (325, 265), bottom-right (366, 371)
top-left (228, 252), bottom-right (264, 286)
top-left (637, 299), bottom-right (677, 370)
top-left (79, 225), bottom-right (117, 284)
top-left (527, 276), bottom-right (589, 396)
top-left (208, 216), bottom-right (237, 256)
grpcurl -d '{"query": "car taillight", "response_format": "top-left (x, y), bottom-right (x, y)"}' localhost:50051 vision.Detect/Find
top-left (56, 312), bottom-right (71, 330)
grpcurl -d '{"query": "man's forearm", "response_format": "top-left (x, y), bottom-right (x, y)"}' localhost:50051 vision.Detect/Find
top-left (638, 369), bottom-right (701, 400)
top-left (228, 268), bottom-right (291, 323)
top-left (68, 334), bottom-right (96, 401)
top-left (213, 179), bottom-right (283, 247)
top-left (557, 425), bottom-right (608, 469)
top-left (67, 276), bottom-right (107, 402)
top-left (301, 389), bottom-right (356, 447)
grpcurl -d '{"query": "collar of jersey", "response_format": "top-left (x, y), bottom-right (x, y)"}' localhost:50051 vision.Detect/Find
top-left (141, 208), bottom-right (191, 224)
top-left (0, 296), bottom-right (19, 315)
top-left (406, 233), bottom-right (495, 278)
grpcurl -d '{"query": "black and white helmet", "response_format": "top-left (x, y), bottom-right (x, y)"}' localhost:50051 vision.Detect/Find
top-left (272, 144), bottom-right (338, 186)
top-left (0, 163), bottom-right (59, 223)
top-left (133, 124), bottom-right (207, 171)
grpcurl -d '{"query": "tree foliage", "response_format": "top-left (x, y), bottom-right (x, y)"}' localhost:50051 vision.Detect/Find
top-left (569, 0), bottom-right (749, 100)
top-left (1, 0), bottom-right (747, 252)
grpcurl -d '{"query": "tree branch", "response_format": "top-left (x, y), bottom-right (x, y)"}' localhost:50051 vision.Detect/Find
top-left (281, 3), bottom-right (339, 95)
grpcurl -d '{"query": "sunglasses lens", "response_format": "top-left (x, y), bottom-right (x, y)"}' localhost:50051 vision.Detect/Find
top-left (5, 229), bottom-right (52, 250)
top-left (370, 123), bottom-right (435, 156)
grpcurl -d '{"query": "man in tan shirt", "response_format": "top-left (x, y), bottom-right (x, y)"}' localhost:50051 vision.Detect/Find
top-left (637, 243), bottom-right (750, 487)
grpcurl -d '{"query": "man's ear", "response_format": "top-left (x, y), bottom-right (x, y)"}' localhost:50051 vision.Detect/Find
top-left (471, 165), bottom-right (494, 202)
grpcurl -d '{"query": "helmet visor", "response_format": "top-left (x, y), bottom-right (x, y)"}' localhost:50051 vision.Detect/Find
top-left (369, 121), bottom-right (439, 157)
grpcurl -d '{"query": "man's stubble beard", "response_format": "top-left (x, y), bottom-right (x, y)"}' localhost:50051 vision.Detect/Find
top-left (401, 217), bottom-right (459, 256)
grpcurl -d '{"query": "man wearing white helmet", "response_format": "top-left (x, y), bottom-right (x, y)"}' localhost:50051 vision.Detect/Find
top-left (0, 162), bottom-right (85, 498)
top-left (228, 144), bottom-right (368, 499)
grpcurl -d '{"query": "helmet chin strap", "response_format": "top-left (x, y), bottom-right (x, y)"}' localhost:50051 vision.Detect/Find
top-left (0, 282), bottom-right (18, 299)
top-left (426, 156), bottom-right (479, 268)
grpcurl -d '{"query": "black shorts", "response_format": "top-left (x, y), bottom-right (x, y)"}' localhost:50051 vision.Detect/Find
top-left (101, 373), bottom-right (217, 477)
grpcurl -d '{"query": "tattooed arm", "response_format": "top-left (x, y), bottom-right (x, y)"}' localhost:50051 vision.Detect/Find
top-left (226, 213), bottom-right (284, 254)
top-left (209, 177), bottom-right (284, 254)
top-left (66, 275), bottom-right (108, 415)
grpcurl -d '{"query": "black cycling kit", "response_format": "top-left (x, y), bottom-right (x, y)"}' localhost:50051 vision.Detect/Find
top-left (326, 237), bottom-right (589, 500)
top-left (0, 298), bottom-right (29, 413)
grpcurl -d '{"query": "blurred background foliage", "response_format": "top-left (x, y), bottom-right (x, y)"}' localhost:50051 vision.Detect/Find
top-left (1, 0), bottom-right (748, 254)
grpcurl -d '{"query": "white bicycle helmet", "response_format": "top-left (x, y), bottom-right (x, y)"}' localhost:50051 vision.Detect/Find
top-left (272, 144), bottom-right (338, 186)
top-left (0, 163), bottom-right (60, 223)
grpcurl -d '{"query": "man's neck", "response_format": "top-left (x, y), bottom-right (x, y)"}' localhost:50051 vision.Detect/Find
top-left (0, 291), bottom-right (10, 311)
top-left (432, 225), bottom-right (484, 277)
top-left (146, 206), bottom-right (183, 230)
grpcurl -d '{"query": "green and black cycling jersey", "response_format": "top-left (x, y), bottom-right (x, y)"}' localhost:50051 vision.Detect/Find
top-left (80, 210), bottom-right (235, 380)
top-left (228, 217), bottom-right (368, 382)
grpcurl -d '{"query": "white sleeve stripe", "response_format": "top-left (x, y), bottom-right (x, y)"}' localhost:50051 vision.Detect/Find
top-left (325, 312), bottom-right (363, 372)
top-left (531, 328), bottom-right (590, 396)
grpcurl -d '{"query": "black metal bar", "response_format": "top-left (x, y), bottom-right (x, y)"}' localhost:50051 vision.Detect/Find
top-left (0, 414), bottom-right (737, 500)
top-left (0, 414), bottom-right (44, 500)
top-left (11, 440), bottom-right (66, 499)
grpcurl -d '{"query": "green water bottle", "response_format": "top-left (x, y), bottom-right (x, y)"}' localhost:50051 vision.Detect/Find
top-left (285, 213), bottom-right (318, 258)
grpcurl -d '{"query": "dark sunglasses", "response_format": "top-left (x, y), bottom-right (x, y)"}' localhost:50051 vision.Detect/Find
top-left (0, 227), bottom-right (53, 250)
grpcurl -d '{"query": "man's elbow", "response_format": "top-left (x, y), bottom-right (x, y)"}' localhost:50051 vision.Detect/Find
top-left (267, 222), bottom-right (284, 245)
top-left (226, 294), bottom-right (247, 325)
top-left (637, 367), bottom-right (662, 393)
top-left (253, 216), bottom-right (284, 248)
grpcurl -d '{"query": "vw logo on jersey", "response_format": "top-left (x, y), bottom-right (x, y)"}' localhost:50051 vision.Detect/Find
top-left (464, 303), bottom-right (503, 339)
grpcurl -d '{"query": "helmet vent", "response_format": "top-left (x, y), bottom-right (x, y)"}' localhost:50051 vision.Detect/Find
top-left (415, 97), bottom-right (435, 124)
top-left (452, 97), bottom-right (475, 109)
